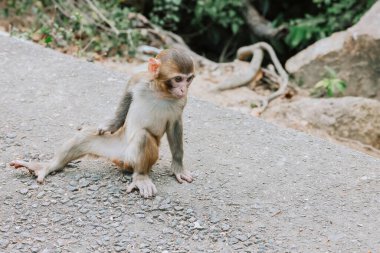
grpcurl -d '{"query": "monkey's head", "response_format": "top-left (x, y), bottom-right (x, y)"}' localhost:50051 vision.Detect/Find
top-left (148, 48), bottom-right (195, 99)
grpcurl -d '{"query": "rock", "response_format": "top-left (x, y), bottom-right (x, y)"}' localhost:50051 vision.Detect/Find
top-left (0, 239), bottom-right (9, 248)
top-left (139, 243), bottom-right (149, 249)
top-left (158, 204), bottom-right (171, 210)
top-left (193, 221), bottom-right (204, 230)
top-left (235, 234), bottom-right (248, 242)
top-left (262, 97), bottom-right (380, 149)
top-left (209, 214), bottom-right (221, 224)
top-left (116, 225), bottom-right (125, 233)
top-left (31, 247), bottom-right (40, 253)
top-left (114, 246), bottom-right (126, 252)
top-left (285, 1), bottom-right (380, 99)
top-left (36, 191), bottom-right (45, 199)
top-left (79, 208), bottom-right (89, 214)
top-left (60, 198), bottom-right (69, 204)
top-left (30, 184), bottom-right (39, 190)
top-left (19, 188), bottom-right (29, 195)
top-left (78, 178), bottom-right (90, 188)
top-left (6, 133), bottom-right (17, 139)
top-left (135, 212), bottom-right (146, 218)
top-left (221, 224), bottom-right (230, 231)
top-left (67, 185), bottom-right (78, 192)
top-left (174, 206), bottom-right (184, 211)
top-left (88, 185), bottom-right (100, 191)
top-left (228, 237), bottom-right (239, 245)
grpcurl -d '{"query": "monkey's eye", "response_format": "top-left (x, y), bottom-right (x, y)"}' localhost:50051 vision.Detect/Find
top-left (187, 76), bottom-right (194, 82)
top-left (174, 76), bottom-right (183, 82)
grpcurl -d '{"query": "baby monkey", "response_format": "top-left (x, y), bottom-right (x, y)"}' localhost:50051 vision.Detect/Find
top-left (10, 48), bottom-right (195, 198)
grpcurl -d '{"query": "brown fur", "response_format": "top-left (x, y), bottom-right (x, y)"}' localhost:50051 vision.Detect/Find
top-left (156, 48), bottom-right (194, 75)
top-left (136, 132), bottom-right (159, 175)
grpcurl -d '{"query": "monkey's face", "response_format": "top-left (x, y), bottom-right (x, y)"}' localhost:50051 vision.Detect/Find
top-left (165, 73), bottom-right (195, 99)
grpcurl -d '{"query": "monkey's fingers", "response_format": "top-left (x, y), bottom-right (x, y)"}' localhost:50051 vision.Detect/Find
top-left (139, 184), bottom-right (157, 198)
top-left (97, 128), bottom-right (106, 135)
top-left (175, 174), bottom-right (184, 184)
top-left (142, 182), bottom-right (157, 198)
top-left (127, 182), bottom-right (135, 193)
top-left (10, 160), bottom-right (30, 169)
top-left (10, 160), bottom-right (47, 182)
top-left (127, 180), bottom-right (157, 198)
top-left (9, 160), bottom-right (37, 175)
top-left (175, 172), bottom-right (193, 183)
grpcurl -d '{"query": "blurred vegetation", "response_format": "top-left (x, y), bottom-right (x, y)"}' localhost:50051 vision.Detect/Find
top-left (282, 0), bottom-right (377, 49)
top-left (0, 0), bottom-right (141, 59)
top-left (311, 66), bottom-right (347, 97)
top-left (0, 0), bottom-right (375, 61)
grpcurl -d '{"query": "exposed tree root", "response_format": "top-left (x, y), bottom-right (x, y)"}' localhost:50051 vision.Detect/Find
top-left (242, 0), bottom-right (288, 39)
top-left (214, 42), bottom-right (288, 114)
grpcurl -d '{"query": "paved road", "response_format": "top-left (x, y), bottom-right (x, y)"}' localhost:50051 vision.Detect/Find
top-left (0, 33), bottom-right (379, 252)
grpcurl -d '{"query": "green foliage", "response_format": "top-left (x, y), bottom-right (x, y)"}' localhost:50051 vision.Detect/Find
top-left (40, 26), bottom-right (53, 46)
top-left (149, 0), bottom-right (244, 44)
top-left (193, 0), bottom-right (244, 34)
top-left (285, 0), bottom-right (376, 49)
top-left (1, 0), bottom-right (140, 57)
top-left (149, 0), bottom-right (182, 31)
top-left (311, 66), bottom-right (347, 97)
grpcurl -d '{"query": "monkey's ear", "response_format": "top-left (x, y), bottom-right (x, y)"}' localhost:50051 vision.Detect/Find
top-left (148, 58), bottom-right (161, 77)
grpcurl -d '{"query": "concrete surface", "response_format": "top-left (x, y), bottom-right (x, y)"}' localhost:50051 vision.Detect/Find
top-left (0, 33), bottom-right (379, 252)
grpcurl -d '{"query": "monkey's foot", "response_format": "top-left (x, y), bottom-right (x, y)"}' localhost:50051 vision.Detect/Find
top-left (97, 124), bottom-right (116, 135)
top-left (174, 170), bottom-right (193, 183)
top-left (97, 127), bottom-right (107, 135)
top-left (127, 174), bottom-right (157, 198)
top-left (9, 160), bottom-right (48, 183)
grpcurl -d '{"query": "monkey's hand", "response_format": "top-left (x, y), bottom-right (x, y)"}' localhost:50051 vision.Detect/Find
top-left (171, 162), bottom-right (193, 183)
top-left (174, 169), bottom-right (193, 184)
top-left (97, 127), bottom-right (109, 135)
top-left (9, 160), bottom-right (48, 184)
top-left (127, 174), bottom-right (157, 198)
top-left (97, 124), bottom-right (115, 135)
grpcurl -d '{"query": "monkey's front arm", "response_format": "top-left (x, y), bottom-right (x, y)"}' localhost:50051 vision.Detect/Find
top-left (166, 119), bottom-right (193, 183)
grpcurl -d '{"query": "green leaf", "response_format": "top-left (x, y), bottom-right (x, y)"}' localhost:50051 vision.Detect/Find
top-left (326, 84), bottom-right (334, 97)
top-left (314, 79), bottom-right (328, 89)
top-left (231, 23), bottom-right (239, 34)
top-left (335, 80), bottom-right (347, 93)
top-left (44, 35), bottom-right (52, 45)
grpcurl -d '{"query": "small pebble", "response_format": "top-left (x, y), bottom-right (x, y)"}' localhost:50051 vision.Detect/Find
top-left (36, 191), bottom-right (45, 198)
top-left (19, 188), bottom-right (29, 195)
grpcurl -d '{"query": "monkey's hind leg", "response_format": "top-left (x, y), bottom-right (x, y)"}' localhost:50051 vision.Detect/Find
top-left (10, 127), bottom-right (126, 183)
top-left (125, 130), bottom-right (159, 198)
top-left (9, 160), bottom-right (49, 183)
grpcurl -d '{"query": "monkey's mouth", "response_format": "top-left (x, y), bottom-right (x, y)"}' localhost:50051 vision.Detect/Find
top-left (175, 94), bottom-right (185, 99)
top-left (170, 92), bottom-right (185, 99)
